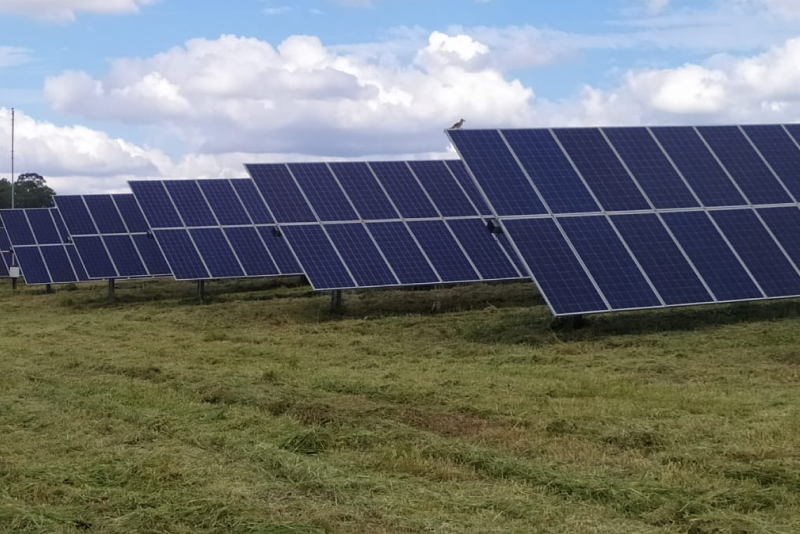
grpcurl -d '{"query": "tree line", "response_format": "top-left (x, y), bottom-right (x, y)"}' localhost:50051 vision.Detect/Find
top-left (0, 173), bottom-right (56, 209)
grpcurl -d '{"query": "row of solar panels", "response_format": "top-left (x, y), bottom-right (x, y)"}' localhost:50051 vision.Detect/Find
top-left (4, 123), bottom-right (800, 318)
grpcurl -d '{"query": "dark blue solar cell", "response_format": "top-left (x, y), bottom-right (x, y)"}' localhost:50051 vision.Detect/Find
top-left (604, 127), bottom-right (699, 209)
top-left (662, 211), bottom-right (761, 302)
top-left (0, 231), bottom-right (9, 251)
top-left (0, 255), bottom-right (7, 277)
top-left (281, 225), bottom-right (355, 289)
top-left (611, 213), bottom-right (712, 305)
top-left (408, 161), bottom-right (476, 217)
top-left (369, 162), bottom-right (439, 219)
top-left (503, 218), bottom-right (607, 315)
top-left (448, 129), bottom-right (547, 216)
top-left (446, 219), bottom-right (521, 281)
top-left (132, 234), bottom-right (171, 276)
top-left (257, 226), bottom-right (302, 275)
top-left (154, 229), bottom-right (209, 280)
top-left (554, 129), bottom-right (650, 211)
top-left (651, 127), bottom-right (746, 207)
top-left (325, 223), bottom-right (398, 287)
top-left (758, 207), bottom-right (800, 270)
top-left (40, 246), bottom-right (77, 283)
top-left (1, 210), bottom-right (36, 245)
top-left (55, 196), bottom-right (97, 235)
top-left (289, 163), bottom-right (358, 222)
top-left (247, 164), bottom-right (316, 223)
top-left (113, 194), bottom-right (150, 233)
top-left (129, 181), bottom-right (184, 229)
top-left (84, 195), bottom-right (127, 234)
top-left (407, 220), bottom-right (478, 282)
top-left (329, 162), bottom-right (397, 220)
top-left (504, 129), bottom-right (600, 213)
top-left (697, 126), bottom-right (791, 205)
top-left (67, 246), bottom-right (89, 281)
top-left (741, 125), bottom-right (800, 201)
top-left (560, 216), bottom-right (661, 310)
top-left (784, 124), bottom-right (800, 146)
top-left (104, 235), bottom-right (147, 277)
top-left (27, 210), bottom-right (61, 245)
top-left (164, 181), bottom-right (217, 227)
top-left (496, 232), bottom-right (527, 276)
top-left (15, 247), bottom-right (49, 284)
top-left (444, 160), bottom-right (492, 216)
top-left (72, 236), bottom-right (117, 278)
top-left (197, 180), bottom-right (251, 226)
top-left (53, 210), bottom-right (71, 243)
top-left (223, 227), bottom-right (279, 277)
top-left (367, 222), bottom-right (439, 285)
top-left (189, 228), bottom-right (245, 278)
top-left (231, 180), bottom-right (274, 224)
top-left (712, 209), bottom-right (800, 297)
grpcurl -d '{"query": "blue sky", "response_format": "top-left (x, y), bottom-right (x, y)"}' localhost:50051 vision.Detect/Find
top-left (0, 0), bottom-right (799, 193)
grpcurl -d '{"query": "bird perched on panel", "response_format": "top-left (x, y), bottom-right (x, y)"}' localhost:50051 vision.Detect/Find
top-left (450, 118), bottom-right (465, 130)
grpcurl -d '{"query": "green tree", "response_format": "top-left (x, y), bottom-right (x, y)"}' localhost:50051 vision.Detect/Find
top-left (0, 173), bottom-right (56, 209)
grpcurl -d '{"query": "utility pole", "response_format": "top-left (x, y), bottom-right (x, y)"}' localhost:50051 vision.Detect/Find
top-left (11, 107), bottom-right (14, 209)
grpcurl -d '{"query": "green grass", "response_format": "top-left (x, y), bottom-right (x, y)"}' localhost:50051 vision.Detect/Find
top-left (1, 278), bottom-right (799, 533)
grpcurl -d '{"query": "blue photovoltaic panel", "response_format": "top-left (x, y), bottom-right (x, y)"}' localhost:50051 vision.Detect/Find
top-left (741, 125), bottom-right (800, 201)
top-left (407, 220), bottom-right (478, 283)
top-left (224, 227), bottom-right (280, 277)
top-left (129, 181), bottom-right (183, 228)
top-left (329, 162), bottom-right (398, 220)
top-left (559, 216), bottom-right (661, 310)
top-left (2, 210), bottom-right (35, 245)
top-left (282, 225), bottom-right (355, 290)
top-left (603, 127), bottom-right (699, 209)
top-left (325, 224), bottom-right (398, 287)
top-left (68, 247), bottom-right (89, 281)
top-left (14, 247), bottom-right (49, 284)
top-left (153, 229), bottom-right (209, 280)
top-left (784, 124), bottom-right (800, 145)
top-left (554, 128), bottom-right (650, 212)
top-left (27, 209), bottom-right (62, 245)
top-left (449, 129), bottom-right (547, 216)
top-left (55, 196), bottom-right (97, 235)
top-left (198, 180), bottom-right (252, 226)
top-left (0, 231), bottom-right (11, 276)
top-left (289, 163), bottom-right (358, 222)
top-left (446, 219), bottom-right (521, 281)
top-left (367, 222), bottom-right (440, 285)
top-left (247, 164), bottom-right (316, 223)
top-left (114, 194), bottom-right (150, 233)
top-left (164, 181), bottom-right (217, 227)
top-left (72, 236), bottom-right (117, 278)
top-left (758, 207), bottom-right (800, 269)
top-left (190, 228), bottom-right (245, 278)
top-left (104, 235), bottom-right (147, 277)
top-left (84, 195), bottom-right (127, 234)
top-left (697, 126), bottom-right (792, 205)
top-left (369, 162), bottom-right (439, 219)
top-left (133, 234), bottom-right (171, 275)
top-left (257, 226), bottom-right (302, 274)
top-left (503, 218), bottom-right (607, 315)
top-left (444, 159), bottom-right (492, 216)
top-left (231, 180), bottom-right (274, 224)
top-left (40, 246), bottom-right (77, 283)
top-left (651, 127), bottom-right (746, 207)
top-left (611, 213), bottom-right (713, 305)
top-left (661, 211), bottom-right (762, 302)
top-left (408, 161), bottom-right (476, 217)
top-left (711, 209), bottom-right (800, 297)
top-left (503, 129), bottom-right (600, 213)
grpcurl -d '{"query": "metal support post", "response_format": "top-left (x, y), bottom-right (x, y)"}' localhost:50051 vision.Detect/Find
top-left (330, 290), bottom-right (343, 313)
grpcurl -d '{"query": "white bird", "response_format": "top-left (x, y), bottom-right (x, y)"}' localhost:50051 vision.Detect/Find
top-left (450, 118), bottom-right (465, 130)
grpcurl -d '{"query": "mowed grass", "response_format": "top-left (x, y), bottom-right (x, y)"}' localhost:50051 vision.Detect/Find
top-left (1, 278), bottom-right (800, 534)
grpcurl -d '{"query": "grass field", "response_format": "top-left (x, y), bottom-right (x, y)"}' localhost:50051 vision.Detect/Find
top-left (1, 278), bottom-right (799, 534)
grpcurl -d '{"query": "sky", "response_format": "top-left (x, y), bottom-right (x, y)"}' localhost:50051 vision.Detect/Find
top-left (0, 0), bottom-right (799, 194)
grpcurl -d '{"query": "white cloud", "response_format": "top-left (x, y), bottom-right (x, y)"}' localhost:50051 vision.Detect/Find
top-left (0, 0), bottom-right (156, 22)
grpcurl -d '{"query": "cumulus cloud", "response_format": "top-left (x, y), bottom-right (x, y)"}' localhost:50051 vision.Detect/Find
top-left (0, 0), bottom-right (156, 22)
top-left (45, 32), bottom-right (534, 157)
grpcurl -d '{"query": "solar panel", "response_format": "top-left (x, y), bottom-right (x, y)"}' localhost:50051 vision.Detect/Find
top-left (54, 194), bottom-right (171, 280)
top-left (0, 230), bottom-right (11, 277)
top-left (128, 178), bottom-right (302, 281)
top-left (449, 125), bottom-right (800, 316)
top-left (0, 208), bottom-right (88, 285)
top-left (246, 161), bottom-right (525, 291)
